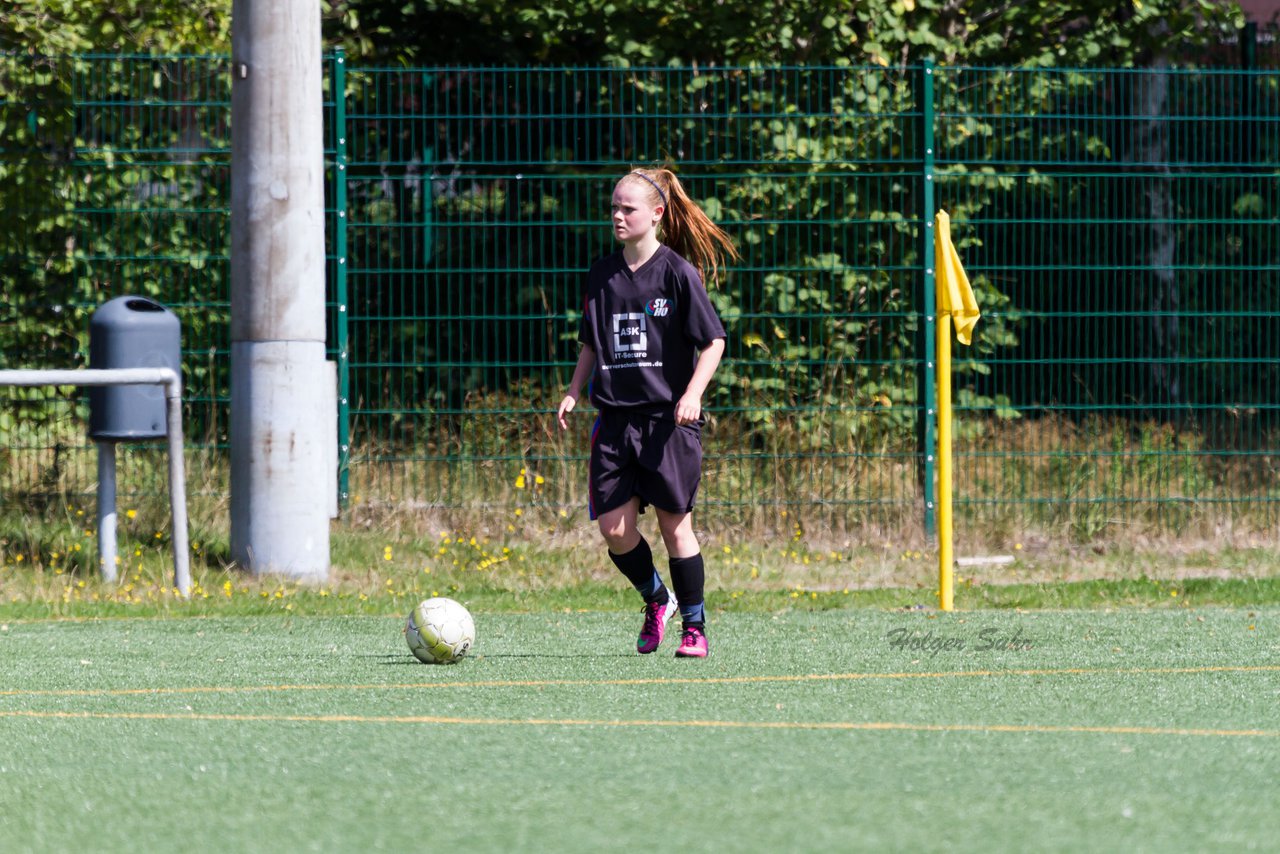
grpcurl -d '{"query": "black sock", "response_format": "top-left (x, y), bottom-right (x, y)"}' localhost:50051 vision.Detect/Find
top-left (669, 553), bottom-right (705, 624)
top-left (609, 538), bottom-right (666, 604)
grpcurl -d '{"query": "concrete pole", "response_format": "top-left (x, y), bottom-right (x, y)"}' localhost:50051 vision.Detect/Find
top-left (230, 0), bottom-right (334, 580)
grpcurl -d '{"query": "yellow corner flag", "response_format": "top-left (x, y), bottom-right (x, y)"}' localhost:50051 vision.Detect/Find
top-left (934, 209), bottom-right (978, 612)
top-left (934, 210), bottom-right (980, 344)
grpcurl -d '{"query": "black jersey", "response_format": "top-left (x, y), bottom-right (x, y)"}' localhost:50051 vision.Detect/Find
top-left (578, 245), bottom-right (727, 413)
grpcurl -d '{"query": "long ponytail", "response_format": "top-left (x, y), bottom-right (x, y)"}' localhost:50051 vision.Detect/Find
top-left (624, 167), bottom-right (738, 287)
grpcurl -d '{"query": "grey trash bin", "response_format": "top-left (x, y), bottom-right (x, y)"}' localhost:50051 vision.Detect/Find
top-left (88, 296), bottom-right (182, 440)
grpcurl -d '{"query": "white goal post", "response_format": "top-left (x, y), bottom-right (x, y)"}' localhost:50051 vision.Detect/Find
top-left (0, 368), bottom-right (191, 596)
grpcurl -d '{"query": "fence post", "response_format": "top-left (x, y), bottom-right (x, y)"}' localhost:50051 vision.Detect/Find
top-left (1239, 22), bottom-right (1258, 164)
top-left (917, 60), bottom-right (938, 536)
top-left (333, 48), bottom-right (352, 508)
top-left (423, 72), bottom-right (435, 265)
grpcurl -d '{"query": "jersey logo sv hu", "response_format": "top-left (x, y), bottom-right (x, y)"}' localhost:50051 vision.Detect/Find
top-left (645, 298), bottom-right (672, 317)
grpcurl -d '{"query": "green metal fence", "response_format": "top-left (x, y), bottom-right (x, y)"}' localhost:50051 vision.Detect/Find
top-left (1, 55), bottom-right (1277, 541)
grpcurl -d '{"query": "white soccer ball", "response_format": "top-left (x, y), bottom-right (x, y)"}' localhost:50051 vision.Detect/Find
top-left (405, 597), bottom-right (475, 664)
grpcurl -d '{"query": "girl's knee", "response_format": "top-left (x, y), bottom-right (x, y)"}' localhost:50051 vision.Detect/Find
top-left (657, 512), bottom-right (697, 555)
top-left (598, 522), bottom-right (628, 549)
top-left (598, 509), bottom-right (640, 551)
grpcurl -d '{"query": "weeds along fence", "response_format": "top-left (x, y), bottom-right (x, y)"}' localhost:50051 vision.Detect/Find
top-left (0, 54), bottom-right (1277, 542)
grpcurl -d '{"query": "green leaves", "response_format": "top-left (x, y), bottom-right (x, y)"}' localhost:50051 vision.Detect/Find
top-left (0, 1), bottom-right (231, 54)
top-left (331, 0), bottom-right (1241, 69)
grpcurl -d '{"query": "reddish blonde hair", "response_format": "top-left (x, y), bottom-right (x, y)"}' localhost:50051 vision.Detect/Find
top-left (620, 167), bottom-right (738, 287)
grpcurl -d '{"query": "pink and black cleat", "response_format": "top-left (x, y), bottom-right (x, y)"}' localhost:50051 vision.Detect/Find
top-left (674, 624), bottom-right (708, 658)
top-left (636, 595), bottom-right (679, 654)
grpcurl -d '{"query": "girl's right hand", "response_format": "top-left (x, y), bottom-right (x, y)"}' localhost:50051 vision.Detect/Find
top-left (556, 395), bottom-right (577, 430)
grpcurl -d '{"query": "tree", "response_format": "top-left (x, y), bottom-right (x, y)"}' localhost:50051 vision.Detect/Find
top-left (0, 2), bottom-right (230, 53)
top-left (326, 0), bottom-right (1243, 69)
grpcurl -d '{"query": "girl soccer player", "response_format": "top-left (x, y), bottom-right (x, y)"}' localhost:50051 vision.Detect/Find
top-left (557, 167), bottom-right (737, 658)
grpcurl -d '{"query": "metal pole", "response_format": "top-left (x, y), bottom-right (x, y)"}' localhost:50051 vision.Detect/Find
top-left (0, 368), bottom-right (191, 595)
top-left (97, 441), bottom-right (118, 583)
top-left (165, 385), bottom-right (192, 596)
top-left (918, 60), bottom-right (938, 536)
top-left (230, 0), bottom-right (334, 581)
top-left (333, 49), bottom-right (352, 510)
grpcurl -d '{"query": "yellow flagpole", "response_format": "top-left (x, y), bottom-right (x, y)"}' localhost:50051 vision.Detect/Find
top-left (937, 311), bottom-right (954, 612)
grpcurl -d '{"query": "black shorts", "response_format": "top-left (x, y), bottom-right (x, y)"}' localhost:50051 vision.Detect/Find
top-left (589, 409), bottom-right (703, 520)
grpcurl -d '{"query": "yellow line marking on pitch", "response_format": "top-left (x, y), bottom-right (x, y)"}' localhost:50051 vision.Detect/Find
top-left (1, 664), bottom-right (1277, 699)
top-left (0, 708), bottom-right (1276, 739)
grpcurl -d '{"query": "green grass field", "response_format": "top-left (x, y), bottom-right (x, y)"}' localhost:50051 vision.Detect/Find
top-left (2, 607), bottom-right (1276, 852)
